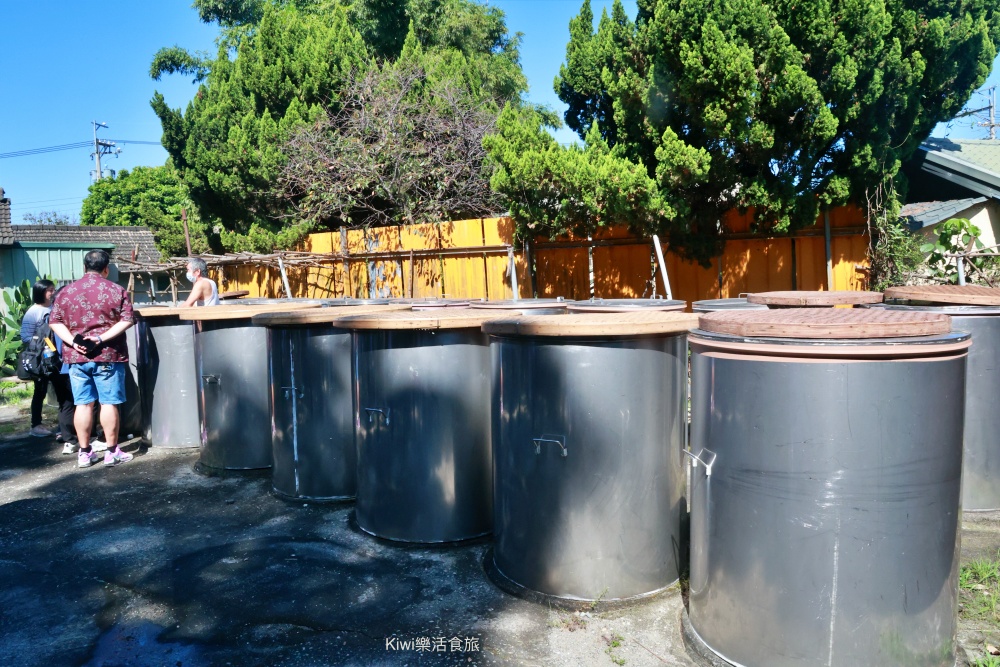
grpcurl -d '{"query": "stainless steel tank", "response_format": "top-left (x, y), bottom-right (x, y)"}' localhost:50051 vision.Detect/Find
top-left (691, 298), bottom-right (767, 312)
top-left (120, 325), bottom-right (144, 439)
top-left (341, 309), bottom-right (500, 543)
top-left (253, 305), bottom-right (407, 501)
top-left (180, 304), bottom-right (320, 472)
top-left (876, 300), bottom-right (1000, 511)
top-left (567, 298), bottom-right (687, 312)
top-left (686, 308), bottom-right (969, 667)
top-left (135, 308), bottom-right (200, 448)
top-left (485, 311), bottom-right (698, 604)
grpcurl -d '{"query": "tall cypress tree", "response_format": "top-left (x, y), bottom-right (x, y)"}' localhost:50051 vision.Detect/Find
top-left (545, 0), bottom-right (1000, 262)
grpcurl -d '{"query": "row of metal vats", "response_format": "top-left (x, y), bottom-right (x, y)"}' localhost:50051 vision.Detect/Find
top-left (127, 286), bottom-right (1000, 667)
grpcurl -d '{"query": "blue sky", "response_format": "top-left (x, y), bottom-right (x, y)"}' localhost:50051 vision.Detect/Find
top-left (0, 0), bottom-right (996, 225)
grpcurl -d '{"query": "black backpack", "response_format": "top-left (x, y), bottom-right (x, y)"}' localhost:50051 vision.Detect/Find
top-left (16, 315), bottom-right (61, 381)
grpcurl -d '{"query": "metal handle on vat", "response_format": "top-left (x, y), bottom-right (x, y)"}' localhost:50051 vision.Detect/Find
top-left (364, 407), bottom-right (390, 425)
top-left (684, 448), bottom-right (717, 477)
top-left (532, 436), bottom-right (567, 457)
top-left (202, 374), bottom-right (221, 385)
top-left (282, 386), bottom-right (304, 399)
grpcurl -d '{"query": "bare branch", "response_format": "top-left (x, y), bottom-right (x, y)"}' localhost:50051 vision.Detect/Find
top-left (274, 64), bottom-right (504, 229)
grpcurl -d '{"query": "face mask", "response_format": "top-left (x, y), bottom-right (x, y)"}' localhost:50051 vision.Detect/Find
top-left (186, 271), bottom-right (196, 283)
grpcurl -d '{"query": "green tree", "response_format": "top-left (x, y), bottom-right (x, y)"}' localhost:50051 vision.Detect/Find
top-left (277, 31), bottom-right (508, 228)
top-left (21, 211), bottom-right (78, 225)
top-left (151, 3), bottom-right (368, 251)
top-left (80, 165), bottom-right (211, 260)
top-left (151, 0), bottom-right (525, 251)
top-left (485, 105), bottom-right (668, 241)
top-left (546, 0), bottom-right (1000, 262)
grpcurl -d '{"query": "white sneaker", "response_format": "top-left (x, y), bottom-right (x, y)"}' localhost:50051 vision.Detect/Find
top-left (29, 425), bottom-right (54, 438)
top-left (91, 440), bottom-right (109, 453)
top-left (62, 442), bottom-right (79, 455)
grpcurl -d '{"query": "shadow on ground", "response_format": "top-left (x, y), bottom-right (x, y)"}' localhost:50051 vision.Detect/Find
top-left (0, 436), bottom-right (693, 667)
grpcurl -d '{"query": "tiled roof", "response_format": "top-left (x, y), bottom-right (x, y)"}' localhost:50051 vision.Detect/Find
top-left (918, 139), bottom-right (1000, 198)
top-left (0, 188), bottom-right (12, 246)
top-left (922, 138), bottom-right (1000, 175)
top-left (10, 225), bottom-right (162, 268)
top-left (900, 197), bottom-right (988, 231)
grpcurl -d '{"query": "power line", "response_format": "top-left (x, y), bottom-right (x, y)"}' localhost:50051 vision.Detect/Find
top-left (13, 205), bottom-right (84, 215)
top-left (109, 139), bottom-right (162, 146)
top-left (10, 196), bottom-right (85, 207)
top-left (0, 138), bottom-right (162, 159)
top-left (0, 141), bottom-right (92, 159)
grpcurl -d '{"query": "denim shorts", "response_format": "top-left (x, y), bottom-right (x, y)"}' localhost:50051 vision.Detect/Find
top-left (68, 362), bottom-right (126, 406)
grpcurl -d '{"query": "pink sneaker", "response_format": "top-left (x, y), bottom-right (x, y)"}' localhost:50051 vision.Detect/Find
top-left (78, 450), bottom-right (99, 468)
top-left (103, 449), bottom-right (133, 466)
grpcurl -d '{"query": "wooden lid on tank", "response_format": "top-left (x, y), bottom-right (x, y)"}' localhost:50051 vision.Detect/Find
top-left (175, 303), bottom-right (321, 321)
top-left (884, 284), bottom-right (1000, 306)
top-left (567, 299), bottom-right (687, 313)
top-left (469, 299), bottom-right (570, 310)
top-left (745, 290), bottom-right (884, 306)
top-left (251, 304), bottom-right (411, 325)
top-left (333, 308), bottom-right (508, 330)
top-left (482, 311), bottom-right (698, 336)
top-left (134, 305), bottom-right (195, 318)
top-left (698, 308), bottom-right (951, 339)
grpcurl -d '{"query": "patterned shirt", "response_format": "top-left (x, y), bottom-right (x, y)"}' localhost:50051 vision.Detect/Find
top-left (50, 272), bottom-right (134, 364)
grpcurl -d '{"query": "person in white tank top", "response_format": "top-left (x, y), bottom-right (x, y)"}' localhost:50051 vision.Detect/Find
top-left (180, 257), bottom-right (220, 307)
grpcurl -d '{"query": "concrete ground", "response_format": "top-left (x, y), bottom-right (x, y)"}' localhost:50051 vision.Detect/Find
top-left (0, 434), bottom-right (695, 667)
top-left (1, 427), bottom-right (999, 667)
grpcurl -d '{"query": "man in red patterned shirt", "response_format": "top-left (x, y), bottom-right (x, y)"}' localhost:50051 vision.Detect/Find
top-left (49, 249), bottom-right (136, 468)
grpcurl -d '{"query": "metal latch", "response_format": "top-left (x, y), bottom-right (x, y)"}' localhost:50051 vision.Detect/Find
top-left (532, 435), bottom-right (567, 457)
top-left (364, 407), bottom-right (390, 425)
top-left (202, 374), bottom-right (221, 385)
top-left (684, 448), bottom-right (717, 477)
top-left (282, 386), bottom-right (304, 399)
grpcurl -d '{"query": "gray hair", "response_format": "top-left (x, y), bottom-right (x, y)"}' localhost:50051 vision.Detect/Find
top-left (187, 257), bottom-right (208, 274)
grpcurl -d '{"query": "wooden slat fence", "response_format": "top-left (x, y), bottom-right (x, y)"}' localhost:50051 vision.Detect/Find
top-left (213, 208), bottom-right (870, 304)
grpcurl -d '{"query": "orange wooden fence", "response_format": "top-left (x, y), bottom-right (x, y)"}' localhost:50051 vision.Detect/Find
top-left (213, 207), bottom-right (870, 304)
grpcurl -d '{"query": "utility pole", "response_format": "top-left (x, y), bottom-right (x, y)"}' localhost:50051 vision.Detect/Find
top-left (985, 87), bottom-right (998, 140)
top-left (91, 121), bottom-right (120, 181)
top-left (954, 86), bottom-right (1000, 139)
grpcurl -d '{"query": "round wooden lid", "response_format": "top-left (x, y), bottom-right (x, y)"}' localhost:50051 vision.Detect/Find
top-left (883, 284), bottom-right (1000, 306)
top-left (482, 311), bottom-right (698, 337)
top-left (134, 305), bottom-right (196, 318)
top-left (333, 308), bottom-right (508, 330)
top-left (176, 303), bottom-right (322, 321)
top-left (251, 304), bottom-right (411, 325)
top-left (745, 290), bottom-right (884, 306)
top-left (470, 299), bottom-right (570, 310)
top-left (698, 308), bottom-right (951, 339)
top-left (567, 298), bottom-right (687, 313)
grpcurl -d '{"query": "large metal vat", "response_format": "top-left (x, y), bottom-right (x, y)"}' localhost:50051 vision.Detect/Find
top-left (567, 298), bottom-right (687, 312)
top-left (134, 307), bottom-right (200, 448)
top-left (178, 303), bottom-right (321, 472)
top-left (691, 298), bottom-right (767, 312)
top-left (879, 284), bottom-right (1000, 511)
top-left (485, 311), bottom-right (698, 604)
top-left (686, 308), bottom-right (969, 667)
top-left (252, 305), bottom-right (408, 501)
top-left (120, 325), bottom-right (144, 439)
top-left (339, 309), bottom-right (502, 543)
